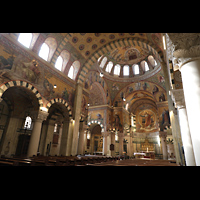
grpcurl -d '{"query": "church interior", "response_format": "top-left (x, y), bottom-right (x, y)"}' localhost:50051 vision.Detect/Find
top-left (0, 33), bottom-right (198, 166)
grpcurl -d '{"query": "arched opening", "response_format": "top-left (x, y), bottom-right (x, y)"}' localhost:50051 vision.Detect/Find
top-left (86, 123), bottom-right (103, 155)
top-left (0, 86), bottom-right (39, 157)
top-left (39, 102), bottom-right (70, 156)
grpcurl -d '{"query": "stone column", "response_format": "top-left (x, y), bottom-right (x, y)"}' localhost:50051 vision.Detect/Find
top-left (160, 61), bottom-right (182, 165)
top-left (27, 110), bottom-right (49, 158)
top-left (168, 33), bottom-right (200, 165)
top-left (159, 131), bottom-right (168, 160)
top-left (59, 119), bottom-right (70, 156)
top-left (71, 83), bottom-right (83, 156)
top-left (110, 131), bottom-right (115, 156)
top-left (171, 89), bottom-right (196, 166)
top-left (77, 123), bottom-right (87, 155)
top-left (102, 132), bottom-right (108, 156)
top-left (118, 132), bottom-right (124, 156)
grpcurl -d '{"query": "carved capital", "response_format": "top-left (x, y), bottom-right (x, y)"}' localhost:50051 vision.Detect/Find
top-left (159, 131), bottom-right (167, 138)
top-left (31, 110), bottom-right (49, 122)
top-left (170, 89), bottom-right (185, 109)
top-left (167, 33), bottom-right (200, 70)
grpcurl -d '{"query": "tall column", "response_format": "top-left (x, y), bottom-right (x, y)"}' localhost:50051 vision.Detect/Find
top-left (59, 119), bottom-right (70, 156)
top-left (110, 131), bottom-right (115, 156)
top-left (171, 89), bottom-right (196, 166)
top-left (168, 33), bottom-right (200, 165)
top-left (102, 132), bottom-right (108, 156)
top-left (77, 122), bottom-right (87, 155)
top-left (118, 132), bottom-right (124, 156)
top-left (71, 83), bottom-right (83, 156)
top-left (160, 60), bottom-right (182, 165)
top-left (159, 131), bottom-right (168, 160)
top-left (27, 110), bottom-right (49, 158)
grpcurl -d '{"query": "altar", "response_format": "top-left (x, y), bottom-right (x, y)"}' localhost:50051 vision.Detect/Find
top-left (134, 151), bottom-right (155, 159)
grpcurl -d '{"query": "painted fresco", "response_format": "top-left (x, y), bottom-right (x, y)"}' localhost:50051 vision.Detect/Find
top-left (0, 37), bottom-right (75, 108)
top-left (84, 70), bottom-right (111, 106)
top-left (113, 81), bottom-right (166, 108)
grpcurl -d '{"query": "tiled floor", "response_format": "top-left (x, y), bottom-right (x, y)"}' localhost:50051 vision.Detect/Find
top-left (85, 158), bottom-right (179, 166)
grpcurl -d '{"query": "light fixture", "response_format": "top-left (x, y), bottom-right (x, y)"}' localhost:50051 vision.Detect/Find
top-left (100, 72), bottom-right (104, 77)
top-left (123, 97), bottom-right (126, 101)
top-left (87, 103), bottom-right (90, 107)
top-left (54, 84), bottom-right (57, 88)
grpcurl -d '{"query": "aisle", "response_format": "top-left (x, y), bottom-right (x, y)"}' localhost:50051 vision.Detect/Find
top-left (86, 158), bottom-right (179, 166)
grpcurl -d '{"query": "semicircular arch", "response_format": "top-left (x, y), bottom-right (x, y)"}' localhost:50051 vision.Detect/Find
top-left (45, 97), bottom-right (72, 117)
top-left (0, 80), bottom-right (44, 108)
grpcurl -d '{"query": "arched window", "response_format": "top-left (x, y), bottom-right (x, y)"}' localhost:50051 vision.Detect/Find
top-left (68, 60), bottom-right (80, 80)
top-left (18, 33), bottom-right (33, 48)
top-left (133, 64), bottom-right (139, 75)
top-left (114, 64), bottom-right (121, 76)
top-left (105, 61), bottom-right (113, 73)
top-left (24, 116), bottom-right (32, 129)
top-left (148, 55), bottom-right (157, 67)
top-left (100, 57), bottom-right (107, 68)
top-left (141, 61), bottom-right (149, 72)
top-left (123, 65), bottom-right (129, 76)
top-left (55, 56), bottom-right (63, 71)
top-left (68, 65), bottom-right (74, 79)
top-left (39, 43), bottom-right (49, 61)
top-left (60, 50), bottom-right (70, 71)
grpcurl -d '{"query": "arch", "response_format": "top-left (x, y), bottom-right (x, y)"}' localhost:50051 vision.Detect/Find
top-left (0, 80), bottom-right (43, 108)
top-left (77, 37), bottom-right (163, 84)
top-left (87, 120), bottom-right (105, 132)
top-left (45, 97), bottom-right (72, 117)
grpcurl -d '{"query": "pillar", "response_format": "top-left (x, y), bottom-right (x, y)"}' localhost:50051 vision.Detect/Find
top-left (77, 122), bottom-right (87, 155)
top-left (59, 119), bottom-right (70, 156)
top-left (160, 60), bottom-right (182, 165)
top-left (110, 131), bottom-right (115, 156)
top-left (118, 132), bottom-right (124, 156)
top-left (168, 33), bottom-right (200, 165)
top-left (27, 110), bottom-right (49, 158)
top-left (171, 89), bottom-right (196, 166)
top-left (159, 131), bottom-right (168, 160)
top-left (71, 83), bottom-right (83, 156)
top-left (102, 132), bottom-right (108, 156)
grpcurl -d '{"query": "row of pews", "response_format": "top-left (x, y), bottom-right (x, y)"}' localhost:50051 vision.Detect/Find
top-left (0, 155), bottom-right (120, 166)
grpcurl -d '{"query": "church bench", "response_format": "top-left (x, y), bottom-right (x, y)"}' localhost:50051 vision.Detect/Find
top-left (0, 158), bottom-right (31, 166)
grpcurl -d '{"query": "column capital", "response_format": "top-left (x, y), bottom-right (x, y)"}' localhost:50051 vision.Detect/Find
top-left (102, 132), bottom-right (109, 137)
top-left (31, 110), bottom-right (49, 122)
top-left (159, 131), bottom-right (167, 138)
top-left (170, 89), bottom-right (185, 109)
top-left (167, 33), bottom-right (200, 70)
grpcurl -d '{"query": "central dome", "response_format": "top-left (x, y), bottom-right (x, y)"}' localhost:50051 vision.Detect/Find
top-left (97, 45), bottom-right (161, 82)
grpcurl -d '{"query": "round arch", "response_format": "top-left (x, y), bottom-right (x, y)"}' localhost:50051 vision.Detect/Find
top-left (46, 97), bottom-right (72, 117)
top-left (87, 120), bottom-right (105, 132)
top-left (0, 80), bottom-right (43, 107)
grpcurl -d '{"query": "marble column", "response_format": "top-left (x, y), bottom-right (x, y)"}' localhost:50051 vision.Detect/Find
top-left (118, 132), bottom-right (124, 156)
top-left (171, 89), bottom-right (196, 166)
top-left (102, 132), bottom-right (108, 156)
top-left (168, 33), bottom-right (200, 165)
top-left (77, 123), bottom-right (87, 155)
top-left (71, 83), bottom-right (83, 156)
top-left (27, 110), bottom-right (49, 158)
top-left (110, 131), bottom-right (115, 156)
top-left (59, 119), bottom-right (70, 156)
top-left (159, 131), bottom-right (168, 160)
